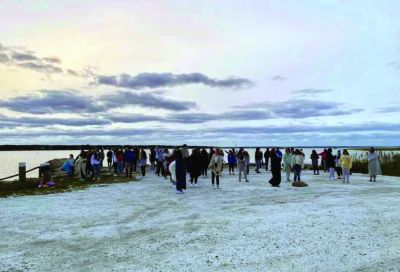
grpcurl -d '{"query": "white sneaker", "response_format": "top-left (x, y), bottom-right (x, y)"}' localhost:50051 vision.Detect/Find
top-left (194, 184), bottom-right (198, 188)
top-left (176, 190), bottom-right (184, 194)
top-left (217, 185), bottom-right (221, 189)
top-left (213, 184), bottom-right (216, 189)
top-left (190, 183), bottom-right (194, 188)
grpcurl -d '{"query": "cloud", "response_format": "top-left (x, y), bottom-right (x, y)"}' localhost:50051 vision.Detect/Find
top-left (0, 114), bottom-right (111, 127)
top-left (11, 52), bottom-right (39, 61)
top-left (271, 75), bottom-right (286, 81)
top-left (43, 57), bottom-right (61, 64)
top-left (291, 88), bottom-right (333, 95)
top-left (233, 99), bottom-right (362, 119)
top-left (107, 114), bottom-right (164, 123)
top-left (387, 61), bottom-right (400, 70)
top-left (17, 62), bottom-right (63, 73)
top-left (0, 53), bottom-right (9, 62)
top-left (96, 72), bottom-right (254, 90)
top-left (0, 89), bottom-right (197, 114)
top-left (101, 90), bottom-right (196, 111)
top-left (375, 106), bottom-right (400, 113)
top-left (67, 69), bottom-right (80, 76)
top-left (0, 90), bottom-right (104, 114)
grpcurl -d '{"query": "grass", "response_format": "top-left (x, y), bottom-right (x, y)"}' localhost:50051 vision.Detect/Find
top-left (0, 171), bottom-right (137, 198)
top-left (351, 151), bottom-right (400, 177)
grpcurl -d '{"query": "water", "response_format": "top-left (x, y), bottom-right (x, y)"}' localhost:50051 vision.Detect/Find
top-left (0, 148), bottom-right (376, 181)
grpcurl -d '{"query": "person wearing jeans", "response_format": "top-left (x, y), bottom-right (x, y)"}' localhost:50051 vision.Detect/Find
top-left (254, 147), bottom-right (263, 173)
top-left (283, 148), bottom-right (292, 182)
top-left (340, 149), bottom-right (353, 183)
top-left (291, 149), bottom-right (304, 182)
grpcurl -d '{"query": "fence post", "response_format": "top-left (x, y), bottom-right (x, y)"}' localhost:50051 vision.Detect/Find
top-left (19, 162), bottom-right (26, 182)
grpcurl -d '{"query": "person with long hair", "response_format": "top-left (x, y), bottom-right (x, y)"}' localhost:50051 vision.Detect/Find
top-left (291, 149), bottom-right (304, 182)
top-left (209, 148), bottom-right (224, 189)
top-left (75, 150), bottom-right (87, 181)
top-left (237, 148), bottom-right (249, 182)
top-left (138, 148), bottom-right (147, 177)
top-left (283, 148), bottom-right (292, 182)
top-left (326, 148), bottom-right (335, 180)
top-left (340, 149), bottom-right (352, 183)
top-left (368, 147), bottom-right (381, 182)
top-left (175, 146), bottom-right (187, 194)
top-left (268, 148), bottom-right (282, 187)
top-left (200, 148), bottom-right (209, 178)
top-left (310, 150), bottom-right (319, 175)
top-left (188, 149), bottom-right (202, 187)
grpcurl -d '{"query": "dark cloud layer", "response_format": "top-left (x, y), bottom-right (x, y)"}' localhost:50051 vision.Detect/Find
top-left (97, 72), bottom-right (253, 90)
top-left (0, 89), bottom-right (197, 114)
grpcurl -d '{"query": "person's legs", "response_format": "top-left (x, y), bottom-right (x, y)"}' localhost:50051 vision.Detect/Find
top-left (247, 165), bottom-right (250, 174)
top-left (243, 167), bottom-right (248, 181)
top-left (141, 165), bottom-right (146, 176)
top-left (216, 175), bottom-right (220, 187)
top-left (239, 169), bottom-right (242, 182)
top-left (211, 172), bottom-right (215, 186)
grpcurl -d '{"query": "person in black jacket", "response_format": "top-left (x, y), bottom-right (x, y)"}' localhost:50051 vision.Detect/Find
top-left (255, 147), bottom-right (263, 173)
top-left (264, 148), bottom-right (270, 171)
top-left (188, 149), bottom-right (202, 187)
top-left (326, 148), bottom-right (336, 180)
top-left (268, 148), bottom-right (282, 187)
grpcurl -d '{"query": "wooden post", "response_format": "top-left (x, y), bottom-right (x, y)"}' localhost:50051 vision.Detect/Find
top-left (19, 162), bottom-right (26, 182)
top-left (42, 163), bottom-right (51, 183)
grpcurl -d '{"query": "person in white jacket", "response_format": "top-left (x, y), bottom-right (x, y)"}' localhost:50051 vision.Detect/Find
top-left (291, 149), bottom-right (304, 182)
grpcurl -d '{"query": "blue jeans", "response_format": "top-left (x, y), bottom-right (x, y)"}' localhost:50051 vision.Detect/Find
top-left (294, 164), bottom-right (301, 181)
top-left (92, 164), bottom-right (100, 179)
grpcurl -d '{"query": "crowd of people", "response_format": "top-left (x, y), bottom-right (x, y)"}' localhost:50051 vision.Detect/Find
top-left (62, 146), bottom-right (382, 193)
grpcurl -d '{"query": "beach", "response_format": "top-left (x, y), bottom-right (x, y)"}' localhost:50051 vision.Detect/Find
top-left (1, 169), bottom-right (399, 272)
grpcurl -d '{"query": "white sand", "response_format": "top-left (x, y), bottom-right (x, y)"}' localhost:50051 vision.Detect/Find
top-left (1, 169), bottom-right (400, 272)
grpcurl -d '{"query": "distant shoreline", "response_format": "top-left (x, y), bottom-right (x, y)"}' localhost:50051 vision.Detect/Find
top-left (0, 145), bottom-right (399, 151)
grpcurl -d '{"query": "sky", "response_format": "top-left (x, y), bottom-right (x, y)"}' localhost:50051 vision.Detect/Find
top-left (0, 0), bottom-right (399, 146)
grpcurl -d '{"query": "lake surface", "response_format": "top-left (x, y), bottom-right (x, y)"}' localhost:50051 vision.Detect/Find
top-left (0, 148), bottom-right (380, 181)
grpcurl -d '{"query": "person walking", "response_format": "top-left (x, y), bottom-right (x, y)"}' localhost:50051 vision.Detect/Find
top-left (209, 148), bottom-right (224, 189)
top-left (188, 149), bottom-right (202, 187)
top-left (291, 149), bottom-right (304, 182)
top-left (340, 149), bottom-right (352, 183)
top-left (319, 149), bottom-right (328, 172)
top-left (255, 147), bottom-right (263, 173)
top-left (268, 148), bottom-right (282, 187)
top-left (310, 150), bottom-right (319, 175)
top-left (138, 148), bottom-right (147, 177)
top-left (334, 155), bottom-right (342, 179)
top-left (264, 148), bottom-right (270, 171)
top-left (106, 149), bottom-right (113, 170)
top-left (368, 147), bottom-right (381, 182)
top-left (237, 148), bottom-right (249, 182)
top-left (283, 148), bottom-right (292, 182)
top-left (244, 150), bottom-right (250, 175)
top-left (326, 148), bottom-right (335, 180)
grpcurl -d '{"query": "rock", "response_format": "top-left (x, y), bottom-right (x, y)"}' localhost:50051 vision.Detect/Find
top-left (292, 181), bottom-right (308, 187)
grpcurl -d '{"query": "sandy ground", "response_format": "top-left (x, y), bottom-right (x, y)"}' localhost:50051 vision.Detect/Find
top-left (1, 168), bottom-right (400, 272)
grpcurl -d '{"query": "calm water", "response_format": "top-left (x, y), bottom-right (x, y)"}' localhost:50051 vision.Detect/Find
top-left (0, 148), bottom-right (377, 181)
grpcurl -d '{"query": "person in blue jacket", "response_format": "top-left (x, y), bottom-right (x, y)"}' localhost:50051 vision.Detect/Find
top-left (227, 150), bottom-right (237, 175)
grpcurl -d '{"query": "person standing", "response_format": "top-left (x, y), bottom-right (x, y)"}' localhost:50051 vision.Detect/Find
top-left (200, 148), bottom-right (209, 178)
top-left (155, 147), bottom-right (164, 176)
top-left (188, 149), bottom-right (202, 187)
top-left (75, 150), bottom-right (87, 181)
top-left (319, 149), bottom-right (328, 172)
top-left (283, 148), bottom-right (292, 182)
top-left (244, 150), bottom-right (250, 175)
top-left (255, 147), bottom-right (263, 173)
top-left (368, 147), bottom-right (381, 182)
top-left (227, 150), bottom-right (237, 175)
top-left (291, 149), bottom-right (304, 182)
top-left (264, 148), bottom-right (270, 171)
top-left (106, 149), bottom-right (113, 170)
top-left (340, 149), bottom-right (352, 183)
top-left (149, 148), bottom-right (156, 172)
top-left (138, 148), bottom-right (147, 177)
top-left (268, 148), bottom-right (282, 187)
top-left (99, 148), bottom-right (105, 170)
top-left (237, 148), bottom-right (249, 182)
top-left (124, 147), bottom-right (134, 178)
top-left (209, 148), bottom-right (224, 189)
top-left (91, 151), bottom-right (101, 181)
top-left (310, 150), bottom-right (319, 175)
top-left (326, 148), bottom-right (335, 180)
top-left (175, 147), bottom-right (187, 194)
